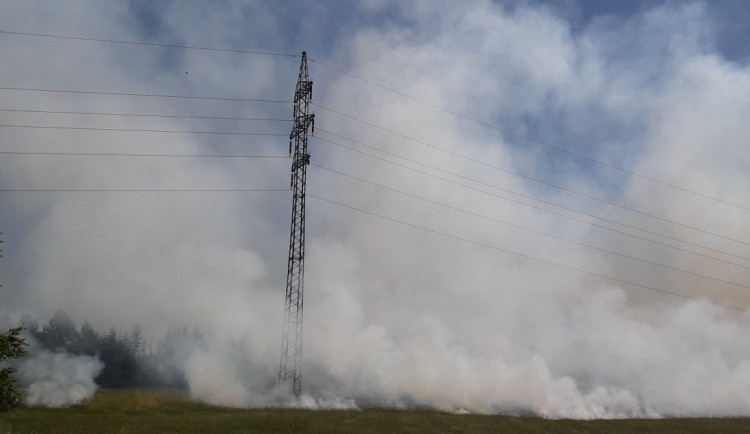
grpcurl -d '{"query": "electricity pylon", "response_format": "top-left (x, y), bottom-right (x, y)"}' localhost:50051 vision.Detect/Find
top-left (279, 52), bottom-right (314, 397)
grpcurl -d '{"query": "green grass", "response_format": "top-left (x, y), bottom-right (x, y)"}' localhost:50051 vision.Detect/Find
top-left (1, 389), bottom-right (749, 433)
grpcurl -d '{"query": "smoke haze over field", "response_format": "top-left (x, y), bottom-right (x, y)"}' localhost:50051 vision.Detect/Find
top-left (19, 345), bottom-right (102, 408)
top-left (1, 0), bottom-right (750, 418)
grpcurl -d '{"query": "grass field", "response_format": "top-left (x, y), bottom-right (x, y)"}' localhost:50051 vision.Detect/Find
top-left (1, 389), bottom-right (749, 433)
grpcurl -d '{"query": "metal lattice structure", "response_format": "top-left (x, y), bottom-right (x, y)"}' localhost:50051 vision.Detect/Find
top-left (279, 52), bottom-right (314, 397)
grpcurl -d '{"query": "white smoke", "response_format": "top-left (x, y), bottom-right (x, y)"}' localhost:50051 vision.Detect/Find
top-left (0, 312), bottom-right (103, 408)
top-left (1, 0), bottom-right (750, 419)
top-left (18, 348), bottom-right (103, 408)
top-left (294, 394), bottom-right (359, 411)
top-left (162, 335), bottom-right (357, 410)
top-left (164, 284), bottom-right (750, 418)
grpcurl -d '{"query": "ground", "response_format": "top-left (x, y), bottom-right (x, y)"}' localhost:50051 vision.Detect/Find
top-left (1, 390), bottom-right (749, 433)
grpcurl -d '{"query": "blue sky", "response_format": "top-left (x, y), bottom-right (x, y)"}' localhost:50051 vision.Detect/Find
top-left (529, 0), bottom-right (750, 62)
top-left (1, 0), bottom-right (750, 417)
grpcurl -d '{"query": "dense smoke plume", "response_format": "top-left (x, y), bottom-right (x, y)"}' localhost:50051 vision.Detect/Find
top-left (1, 0), bottom-right (750, 418)
top-left (19, 346), bottom-right (103, 408)
top-left (0, 313), bottom-right (103, 409)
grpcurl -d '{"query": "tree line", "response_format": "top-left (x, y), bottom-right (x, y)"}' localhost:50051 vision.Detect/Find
top-left (21, 309), bottom-right (204, 390)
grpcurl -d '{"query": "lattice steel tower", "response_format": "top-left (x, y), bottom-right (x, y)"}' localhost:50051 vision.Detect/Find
top-left (279, 52), bottom-right (314, 397)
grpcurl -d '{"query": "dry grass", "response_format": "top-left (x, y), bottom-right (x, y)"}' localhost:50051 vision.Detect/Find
top-left (1, 389), bottom-right (749, 433)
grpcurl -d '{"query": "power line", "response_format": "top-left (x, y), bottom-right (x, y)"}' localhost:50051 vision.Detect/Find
top-left (312, 163), bottom-right (750, 289)
top-left (307, 194), bottom-right (748, 313)
top-left (0, 108), bottom-right (292, 122)
top-left (0, 188), bottom-right (290, 193)
top-left (0, 86), bottom-right (290, 103)
top-left (0, 151), bottom-right (289, 158)
top-left (313, 131), bottom-right (750, 258)
top-left (314, 124), bottom-right (750, 249)
top-left (8, 89), bottom-right (741, 248)
top-left (0, 124), bottom-right (286, 136)
top-left (2, 29), bottom-right (744, 211)
top-left (313, 134), bottom-right (750, 264)
top-left (310, 59), bottom-right (750, 213)
top-left (314, 129), bottom-right (750, 251)
top-left (7, 27), bottom-right (741, 213)
top-left (0, 30), bottom-right (298, 58)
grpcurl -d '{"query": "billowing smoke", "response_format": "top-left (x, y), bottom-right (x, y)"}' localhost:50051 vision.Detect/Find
top-left (0, 314), bottom-right (104, 409)
top-left (18, 347), bottom-right (103, 408)
top-left (1, 0), bottom-right (750, 419)
top-left (170, 277), bottom-right (750, 418)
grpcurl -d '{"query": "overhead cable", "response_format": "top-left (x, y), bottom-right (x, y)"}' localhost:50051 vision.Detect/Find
top-left (0, 151), bottom-right (289, 158)
top-left (0, 188), bottom-right (290, 193)
top-left (0, 86), bottom-right (290, 103)
top-left (309, 59), bottom-right (750, 213)
top-left (0, 30), bottom-right (298, 58)
top-left (313, 134), bottom-right (750, 264)
top-left (312, 163), bottom-right (750, 287)
top-left (0, 108), bottom-right (292, 122)
top-left (307, 194), bottom-right (747, 313)
top-left (0, 124), bottom-right (286, 136)
top-left (313, 123), bottom-right (749, 249)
